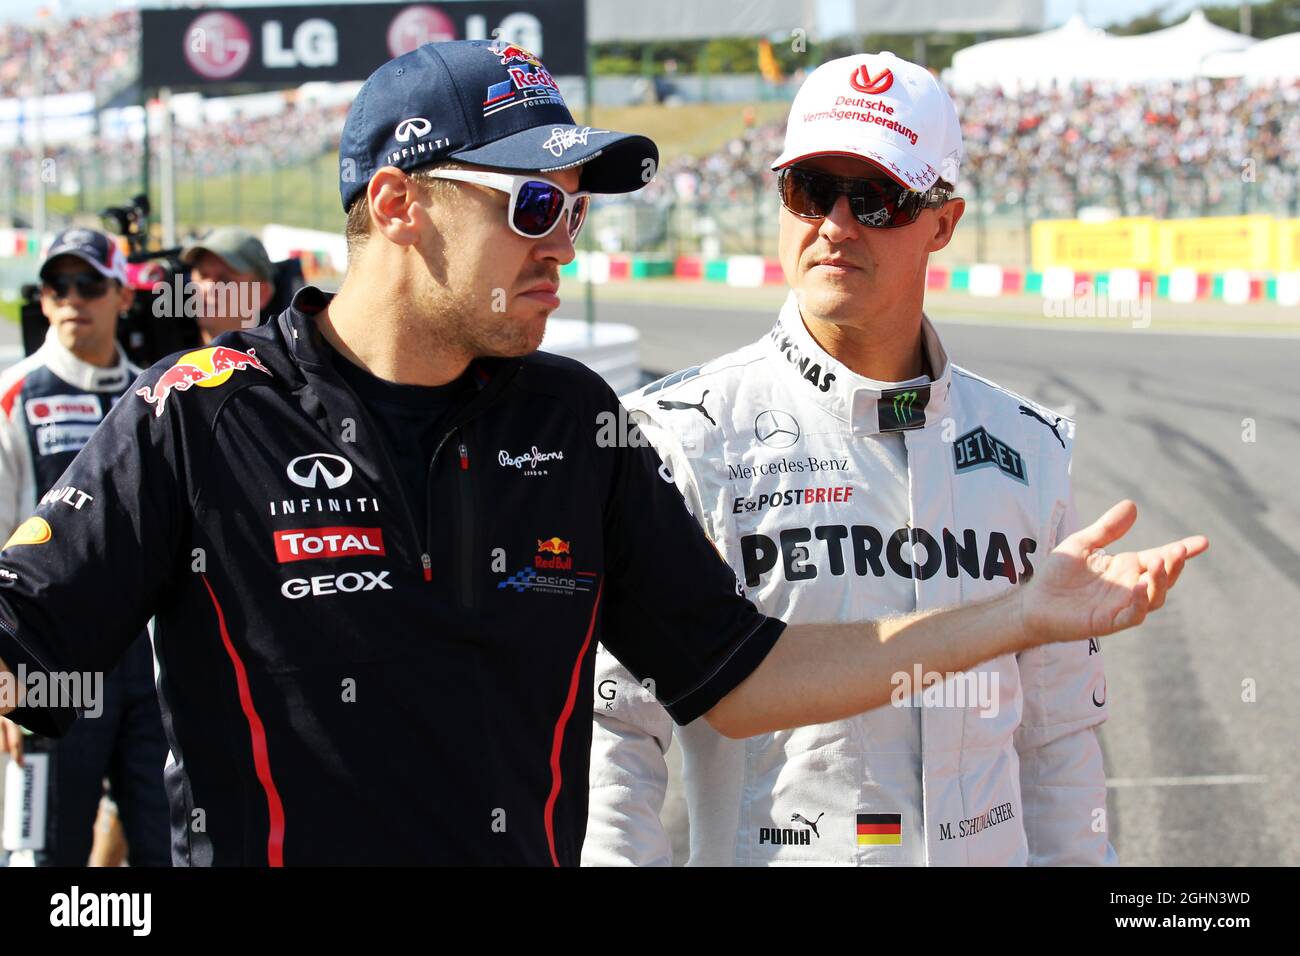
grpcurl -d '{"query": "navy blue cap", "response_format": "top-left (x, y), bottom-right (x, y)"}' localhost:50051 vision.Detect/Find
top-left (40, 227), bottom-right (128, 285)
top-left (339, 39), bottom-right (659, 212)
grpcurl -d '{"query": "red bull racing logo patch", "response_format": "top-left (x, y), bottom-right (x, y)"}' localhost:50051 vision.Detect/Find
top-left (482, 40), bottom-right (564, 117)
top-left (536, 536), bottom-right (572, 570)
top-left (492, 42), bottom-right (542, 67)
top-left (136, 346), bottom-right (271, 417)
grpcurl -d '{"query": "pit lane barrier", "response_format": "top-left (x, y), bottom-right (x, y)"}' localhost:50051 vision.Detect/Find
top-left (556, 252), bottom-right (1300, 306)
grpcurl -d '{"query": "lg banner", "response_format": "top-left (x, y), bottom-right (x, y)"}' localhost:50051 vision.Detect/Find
top-left (139, 2), bottom-right (586, 88)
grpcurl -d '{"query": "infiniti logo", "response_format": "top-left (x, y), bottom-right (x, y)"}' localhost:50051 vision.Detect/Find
top-left (754, 409), bottom-right (801, 449)
top-left (286, 453), bottom-right (353, 490)
top-left (395, 117), bottom-right (433, 142)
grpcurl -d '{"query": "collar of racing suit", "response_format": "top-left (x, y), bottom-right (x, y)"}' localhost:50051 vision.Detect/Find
top-left (36, 326), bottom-right (136, 393)
top-left (766, 290), bottom-right (953, 437)
top-left (274, 284), bottom-right (523, 449)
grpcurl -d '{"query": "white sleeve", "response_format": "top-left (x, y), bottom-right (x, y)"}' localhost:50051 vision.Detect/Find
top-left (582, 403), bottom-right (714, 867)
top-left (582, 643), bottom-right (675, 867)
top-left (1014, 490), bottom-right (1117, 865)
top-left (0, 385), bottom-right (33, 538)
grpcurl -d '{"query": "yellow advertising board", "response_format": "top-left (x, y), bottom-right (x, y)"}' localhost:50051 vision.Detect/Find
top-left (1274, 219), bottom-right (1300, 272)
top-left (1154, 216), bottom-right (1275, 272)
top-left (1031, 218), bottom-right (1156, 272)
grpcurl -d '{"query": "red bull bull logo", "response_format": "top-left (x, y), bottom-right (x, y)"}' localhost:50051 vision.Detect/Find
top-left (493, 42), bottom-right (541, 67)
top-left (136, 346), bottom-right (271, 417)
top-left (535, 536), bottom-right (572, 570)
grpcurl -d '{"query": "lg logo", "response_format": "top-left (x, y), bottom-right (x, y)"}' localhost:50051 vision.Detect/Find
top-left (184, 12), bottom-right (337, 80)
top-left (395, 117), bottom-right (433, 143)
top-left (286, 453), bottom-right (353, 490)
top-left (185, 12), bottom-right (252, 80)
top-left (754, 410), bottom-right (801, 449)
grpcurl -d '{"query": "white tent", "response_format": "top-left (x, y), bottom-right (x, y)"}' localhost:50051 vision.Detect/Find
top-left (1200, 31), bottom-right (1300, 81)
top-left (946, 14), bottom-right (1112, 92)
top-left (1100, 10), bottom-right (1255, 84)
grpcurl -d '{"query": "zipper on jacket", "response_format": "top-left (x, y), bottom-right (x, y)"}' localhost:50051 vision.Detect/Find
top-left (424, 426), bottom-right (476, 606)
top-left (456, 441), bottom-right (475, 607)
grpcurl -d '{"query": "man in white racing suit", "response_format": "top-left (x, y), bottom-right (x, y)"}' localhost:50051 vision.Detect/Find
top-left (584, 52), bottom-right (1118, 866)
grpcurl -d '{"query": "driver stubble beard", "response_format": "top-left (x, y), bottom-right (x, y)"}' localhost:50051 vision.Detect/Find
top-left (411, 213), bottom-right (557, 361)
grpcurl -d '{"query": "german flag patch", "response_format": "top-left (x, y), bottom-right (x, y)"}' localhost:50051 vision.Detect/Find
top-left (857, 813), bottom-right (902, 846)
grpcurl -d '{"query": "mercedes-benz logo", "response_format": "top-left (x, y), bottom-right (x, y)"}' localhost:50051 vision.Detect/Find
top-left (394, 117), bottom-right (433, 142)
top-left (287, 453), bottom-right (353, 490)
top-left (754, 409), bottom-right (800, 448)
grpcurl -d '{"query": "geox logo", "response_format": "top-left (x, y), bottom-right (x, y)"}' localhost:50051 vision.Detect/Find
top-left (879, 385), bottom-right (928, 431)
top-left (953, 426), bottom-right (1028, 485)
top-left (759, 811), bottom-right (824, 845)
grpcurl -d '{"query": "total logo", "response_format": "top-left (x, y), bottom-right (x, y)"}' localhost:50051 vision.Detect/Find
top-left (281, 570), bottom-right (392, 600)
top-left (273, 526), bottom-right (385, 563)
top-left (135, 346), bottom-right (270, 417)
top-left (286, 453), bottom-right (353, 490)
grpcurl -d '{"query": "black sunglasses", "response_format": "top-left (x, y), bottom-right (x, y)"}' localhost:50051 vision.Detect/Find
top-left (778, 167), bottom-right (950, 229)
top-left (41, 272), bottom-right (113, 300)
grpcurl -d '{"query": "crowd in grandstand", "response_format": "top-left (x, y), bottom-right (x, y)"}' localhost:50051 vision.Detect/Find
top-left (3, 7), bottom-right (1299, 221)
top-left (631, 78), bottom-right (1300, 219)
top-left (0, 9), bottom-right (138, 99)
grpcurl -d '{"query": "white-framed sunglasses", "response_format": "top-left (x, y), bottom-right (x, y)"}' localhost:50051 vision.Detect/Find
top-left (421, 169), bottom-right (591, 242)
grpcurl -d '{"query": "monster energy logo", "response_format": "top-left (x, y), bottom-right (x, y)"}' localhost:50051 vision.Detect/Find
top-left (879, 385), bottom-right (929, 432)
top-left (893, 390), bottom-right (918, 423)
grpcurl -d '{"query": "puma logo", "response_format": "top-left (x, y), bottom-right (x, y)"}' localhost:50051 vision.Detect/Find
top-left (1018, 405), bottom-right (1065, 448)
top-left (658, 390), bottom-right (716, 426)
top-left (791, 811), bottom-right (824, 838)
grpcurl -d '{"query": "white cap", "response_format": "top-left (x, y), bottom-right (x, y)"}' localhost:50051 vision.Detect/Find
top-left (772, 51), bottom-right (963, 191)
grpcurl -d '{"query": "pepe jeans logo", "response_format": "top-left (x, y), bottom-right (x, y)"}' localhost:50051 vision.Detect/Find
top-left (394, 117), bottom-right (433, 142)
top-left (953, 426), bottom-right (1028, 485)
top-left (498, 446), bottom-right (565, 470)
top-left (878, 385), bottom-right (928, 432)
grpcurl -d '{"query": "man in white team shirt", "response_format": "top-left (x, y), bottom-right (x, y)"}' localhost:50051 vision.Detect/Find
top-left (584, 52), bottom-right (1142, 866)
